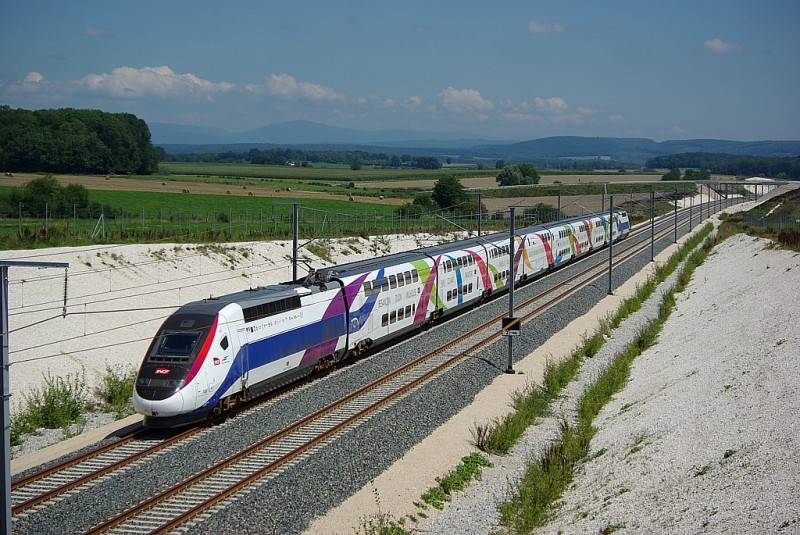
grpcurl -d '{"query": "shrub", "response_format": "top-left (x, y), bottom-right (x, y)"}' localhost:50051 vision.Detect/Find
top-left (11, 369), bottom-right (92, 444)
top-left (95, 364), bottom-right (137, 417)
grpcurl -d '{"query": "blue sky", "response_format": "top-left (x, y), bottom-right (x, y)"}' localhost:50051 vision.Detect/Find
top-left (2, 0), bottom-right (798, 141)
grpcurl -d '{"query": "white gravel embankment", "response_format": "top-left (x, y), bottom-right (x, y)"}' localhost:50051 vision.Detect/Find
top-left (540, 234), bottom-right (800, 534)
top-left (4, 233), bottom-right (462, 458)
top-left (419, 233), bottom-right (800, 534)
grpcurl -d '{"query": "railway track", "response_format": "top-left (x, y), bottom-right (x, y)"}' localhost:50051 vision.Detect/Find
top-left (79, 202), bottom-right (720, 534)
top-left (10, 199), bottom-right (735, 532)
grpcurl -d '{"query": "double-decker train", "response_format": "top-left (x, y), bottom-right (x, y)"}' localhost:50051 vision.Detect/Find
top-left (134, 211), bottom-right (630, 427)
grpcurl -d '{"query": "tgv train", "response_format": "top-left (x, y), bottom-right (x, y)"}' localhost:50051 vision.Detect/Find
top-left (134, 211), bottom-right (630, 427)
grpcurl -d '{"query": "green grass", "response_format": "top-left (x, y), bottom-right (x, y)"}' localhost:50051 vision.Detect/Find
top-left (94, 364), bottom-right (137, 418)
top-left (10, 369), bottom-right (94, 446)
top-left (0, 185), bottom-right (493, 249)
top-left (491, 226), bottom-right (717, 533)
top-left (160, 161), bottom-right (492, 183)
top-left (420, 453), bottom-right (493, 510)
top-left (11, 365), bottom-right (139, 448)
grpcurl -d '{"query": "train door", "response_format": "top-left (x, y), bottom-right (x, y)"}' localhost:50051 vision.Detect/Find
top-left (236, 328), bottom-right (250, 391)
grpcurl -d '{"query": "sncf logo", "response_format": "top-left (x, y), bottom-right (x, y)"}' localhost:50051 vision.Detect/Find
top-left (155, 368), bottom-right (171, 375)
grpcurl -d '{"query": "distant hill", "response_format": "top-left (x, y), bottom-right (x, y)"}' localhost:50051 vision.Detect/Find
top-left (149, 120), bottom-right (498, 147)
top-left (463, 137), bottom-right (800, 164)
top-left (150, 120), bottom-right (800, 164)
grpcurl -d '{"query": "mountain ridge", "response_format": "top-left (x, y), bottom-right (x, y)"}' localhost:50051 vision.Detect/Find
top-left (150, 121), bottom-right (800, 164)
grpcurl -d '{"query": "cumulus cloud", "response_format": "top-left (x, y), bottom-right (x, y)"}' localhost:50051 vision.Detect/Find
top-left (528, 21), bottom-right (564, 34)
top-left (3, 72), bottom-right (48, 95)
top-left (704, 38), bottom-right (742, 54)
top-left (534, 96), bottom-right (568, 113)
top-left (23, 72), bottom-right (45, 84)
top-left (403, 95), bottom-right (423, 108)
top-left (265, 73), bottom-right (343, 101)
top-left (81, 27), bottom-right (113, 37)
top-left (77, 66), bottom-right (234, 98)
top-left (438, 87), bottom-right (493, 113)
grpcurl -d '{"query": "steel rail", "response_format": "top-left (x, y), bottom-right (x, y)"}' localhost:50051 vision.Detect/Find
top-left (83, 203), bottom-right (712, 534)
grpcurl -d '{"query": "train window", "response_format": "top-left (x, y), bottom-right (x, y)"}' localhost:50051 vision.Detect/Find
top-left (412, 271), bottom-right (419, 283)
top-left (243, 295), bottom-right (301, 322)
top-left (397, 274), bottom-right (405, 287)
top-left (381, 278), bottom-right (389, 292)
top-left (382, 313), bottom-right (389, 327)
top-left (405, 271), bottom-right (412, 284)
top-left (447, 260), bottom-right (453, 271)
top-left (153, 331), bottom-right (201, 359)
top-left (398, 307), bottom-right (404, 320)
top-left (220, 336), bottom-right (229, 350)
top-left (389, 275), bottom-right (397, 289)
top-left (390, 311), bottom-right (397, 324)
top-left (363, 282), bottom-right (371, 297)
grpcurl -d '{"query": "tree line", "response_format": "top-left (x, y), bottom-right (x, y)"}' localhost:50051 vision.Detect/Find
top-left (646, 152), bottom-right (800, 180)
top-left (0, 106), bottom-right (162, 175)
top-left (163, 147), bottom-right (443, 169)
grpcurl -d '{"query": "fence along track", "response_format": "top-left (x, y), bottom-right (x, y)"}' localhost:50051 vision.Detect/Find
top-left (83, 204), bottom-right (706, 534)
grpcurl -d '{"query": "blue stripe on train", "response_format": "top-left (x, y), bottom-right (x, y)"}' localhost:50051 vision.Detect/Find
top-left (196, 314), bottom-right (347, 411)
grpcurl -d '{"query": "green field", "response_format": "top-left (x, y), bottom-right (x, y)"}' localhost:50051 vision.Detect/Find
top-left (0, 186), bottom-right (495, 249)
top-left (159, 161), bottom-right (492, 183)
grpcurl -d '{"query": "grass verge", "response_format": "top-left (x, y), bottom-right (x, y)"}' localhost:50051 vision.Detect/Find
top-left (11, 365), bottom-right (137, 449)
top-left (495, 232), bottom-right (716, 533)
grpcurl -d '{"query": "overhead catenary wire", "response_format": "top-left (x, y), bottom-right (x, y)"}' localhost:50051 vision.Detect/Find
top-left (6, 254), bottom-right (293, 317)
top-left (10, 312), bottom-right (171, 354)
top-left (9, 336), bottom-right (156, 366)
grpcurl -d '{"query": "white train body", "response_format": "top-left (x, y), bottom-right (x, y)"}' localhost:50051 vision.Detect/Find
top-left (134, 211), bottom-right (630, 427)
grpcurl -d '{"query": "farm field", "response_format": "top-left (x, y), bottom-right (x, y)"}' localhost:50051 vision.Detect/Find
top-left (0, 166), bottom-right (726, 249)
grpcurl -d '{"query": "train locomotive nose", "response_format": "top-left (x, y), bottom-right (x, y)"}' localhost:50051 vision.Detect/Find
top-left (133, 365), bottom-right (188, 417)
top-left (133, 388), bottom-right (185, 417)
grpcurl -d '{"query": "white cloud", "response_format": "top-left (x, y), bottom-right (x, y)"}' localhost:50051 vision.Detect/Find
top-left (704, 38), bottom-right (742, 54)
top-left (77, 66), bottom-right (234, 98)
top-left (403, 95), bottom-right (422, 108)
top-left (534, 96), bottom-right (568, 113)
top-left (81, 27), bottom-right (113, 37)
top-left (438, 87), bottom-right (493, 113)
top-left (265, 73), bottom-right (343, 101)
top-left (23, 72), bottom-right (45, 84)
top-left (528, 21), bottom-right (564, 34)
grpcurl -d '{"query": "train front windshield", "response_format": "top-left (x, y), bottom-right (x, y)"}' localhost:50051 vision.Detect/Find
top-left (145, 313), bottom-right (217, 364)
top-left (154, 331), bottom-right (202, 358)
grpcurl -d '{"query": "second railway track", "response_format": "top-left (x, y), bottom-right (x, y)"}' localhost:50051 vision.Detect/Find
top-left (12, 201), bottom-right (730, 534)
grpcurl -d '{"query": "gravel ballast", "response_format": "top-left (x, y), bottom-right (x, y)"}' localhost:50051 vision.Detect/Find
top-left (12, 193), bottom-right (798, 534)
top-left (417, 232), bottom-right (800, 534)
